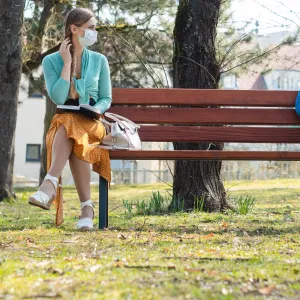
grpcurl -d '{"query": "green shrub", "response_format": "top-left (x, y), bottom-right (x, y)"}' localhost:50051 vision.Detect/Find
top-left (194, 195), bottom-right (205, 212)
top-left (232, 194), bottom-right (256, 215)
top-left (123, 191), bottom-right (170, 215)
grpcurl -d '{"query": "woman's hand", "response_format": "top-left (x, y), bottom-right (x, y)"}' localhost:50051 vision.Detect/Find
top-left (59, 38), bottom-right (72, 65)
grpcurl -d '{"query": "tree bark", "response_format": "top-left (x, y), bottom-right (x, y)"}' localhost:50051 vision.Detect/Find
top-left (170, 0), bottom-right (227, 212)
top-left (39, 96), bottom-right (56, 185)
top-left (22, 0), bottom-right (59, 74)
top-left (0, 0), bottom-right (25, 200)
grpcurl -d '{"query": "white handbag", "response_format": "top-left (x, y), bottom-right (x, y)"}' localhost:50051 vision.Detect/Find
top-left (99, 112), bottom-right (142, 150)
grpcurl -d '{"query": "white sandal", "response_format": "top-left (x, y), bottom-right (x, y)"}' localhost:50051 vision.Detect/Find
top-left (28, 174), bottom-right (61, 210)
top-left (76, 199), bottom-right (95, 231)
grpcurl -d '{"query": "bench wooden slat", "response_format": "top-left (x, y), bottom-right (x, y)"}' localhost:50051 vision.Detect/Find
top-left (138, 126), bottom-right (300, 143)
top-left (112, 88), bottom-right (297, 107)
top-left (108, 107), bottom-right (300, 125)
top-left (109, 150), bottom-right (300, 161)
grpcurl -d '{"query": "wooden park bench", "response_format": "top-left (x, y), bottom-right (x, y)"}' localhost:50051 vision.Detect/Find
top-left (98, 88), bottom-right (300, 229)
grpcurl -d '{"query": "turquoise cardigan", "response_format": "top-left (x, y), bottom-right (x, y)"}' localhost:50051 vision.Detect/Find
top-left (42, 47), bottom-right (112, 113)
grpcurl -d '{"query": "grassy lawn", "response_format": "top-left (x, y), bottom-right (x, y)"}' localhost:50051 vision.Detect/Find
top-left (0, 178), bottom-right (299, 299)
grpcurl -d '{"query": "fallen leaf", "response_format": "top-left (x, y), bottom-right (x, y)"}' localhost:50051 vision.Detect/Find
top-left (36, 260), bottom-right (53, 267)
top-left (63, 256), bottom-right (76, 261)
top-left (207, 270), bottom-right (218, 276)
top-left (184, 267), bottom-right (201, 273)
top-left (258, 285), bottom-right (276, 295)
top-left (221, 222), bottom-right (228, 229)
top-left (47, 267), bottom-right (64, 275)
top-left (206, 248), bottom-right (217, 253)
top-left (118, 233), bottom-right (127, 240)
top-left (195, 250), bottom-right (205, 256)
top-left (113, 261), bottom-right (125, 267)
top-left (241, 285), bottom-right (249, 293)
top-left (26, 241), bottom-right (43, 250)
top-left (203, 233), bottom-right (214, 239)
top-left (167, 265), bottom-right (176, 270)
top-left (62, 236), bottom-right (81, 243)
top-left (25, 237), bottom-right (34, 243)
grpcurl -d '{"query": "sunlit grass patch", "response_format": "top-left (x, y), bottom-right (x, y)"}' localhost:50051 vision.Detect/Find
top-left (0, 179), bottom-right (299, 299)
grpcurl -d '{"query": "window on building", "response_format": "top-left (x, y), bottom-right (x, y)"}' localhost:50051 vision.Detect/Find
top-left (278, 77), bottom-right (282, 89)
top-left (222, 74), bottom-right (236, 89)
top-left (275, 73), bottom-right (299, 90)
top-left (277, 76), bottom-right (286, 90)
top-left (26, 144), bottom-right (41, 162)
top-left (284, 77), bottom-right (288, 89)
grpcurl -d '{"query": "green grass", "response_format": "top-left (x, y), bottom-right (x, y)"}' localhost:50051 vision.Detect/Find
top-left (0, 178), bottom-right (299, 299)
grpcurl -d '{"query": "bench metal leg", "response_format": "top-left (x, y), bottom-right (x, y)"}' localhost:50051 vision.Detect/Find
top-left (99, 176), bottom-right (108, 229)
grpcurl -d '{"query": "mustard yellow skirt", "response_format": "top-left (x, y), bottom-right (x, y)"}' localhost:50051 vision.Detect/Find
top-left (46, 112), bottom-right (111, 227)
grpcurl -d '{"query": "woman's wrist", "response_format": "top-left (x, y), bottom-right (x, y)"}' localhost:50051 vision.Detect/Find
top-left (63, 61), bottom-right (71, 68)
top-left (61, 63), bottom-right (72, 82)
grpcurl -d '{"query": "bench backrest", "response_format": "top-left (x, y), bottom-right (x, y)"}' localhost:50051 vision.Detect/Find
top-left (107, 88), bottom-right (300, 160)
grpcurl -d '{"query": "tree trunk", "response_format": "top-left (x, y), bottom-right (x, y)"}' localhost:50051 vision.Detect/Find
top-left (39, 95), bottom-right (56, 185)
top-left (170, 0), bottom-right (227, 212)
top-left (0, 0), bottom-right (25, 200)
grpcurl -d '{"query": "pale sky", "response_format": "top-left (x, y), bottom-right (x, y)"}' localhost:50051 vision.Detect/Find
top-left (24, 0), bottom-right (300, 35)
top-left (231, 0), bottom-right (300, 34)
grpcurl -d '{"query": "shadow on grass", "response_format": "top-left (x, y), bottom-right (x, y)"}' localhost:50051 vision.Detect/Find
top-left (1, 220), bottom-right (299, 236)
top-left (1, 200), bottom-right (299, 236)
top-left (100, 225), bottom-right (300, 236)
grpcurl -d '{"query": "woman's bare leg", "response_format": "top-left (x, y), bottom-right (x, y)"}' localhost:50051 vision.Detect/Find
top-left (69, 152), bottom-right (93, 219)
top-left (39, 125), bottom-right (73, 196)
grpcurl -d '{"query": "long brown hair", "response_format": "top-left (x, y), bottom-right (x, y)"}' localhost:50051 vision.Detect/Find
top-left (64, 8), bottom-right (95, 99)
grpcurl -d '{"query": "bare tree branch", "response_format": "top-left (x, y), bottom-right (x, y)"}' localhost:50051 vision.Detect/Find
top-left (221, 43), bottom-right (284, 74)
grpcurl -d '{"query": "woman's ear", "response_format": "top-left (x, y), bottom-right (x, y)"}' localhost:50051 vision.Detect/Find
top-left (70, 24), bottom-right (77, 34)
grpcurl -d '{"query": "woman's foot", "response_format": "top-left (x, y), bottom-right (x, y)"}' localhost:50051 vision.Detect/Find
top-left (28, 174), bottom-right (60, 210)
top-left (80, 205), bottom-right (94, 219)
top-left (77, 200), bottom-right (95, 231)
top-left (38, 179), bottom-right (56, 198)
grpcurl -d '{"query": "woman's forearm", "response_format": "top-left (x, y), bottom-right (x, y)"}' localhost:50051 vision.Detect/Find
top-left (61, 62), bottom-right (72, 82)
top-left (42, 56), bottom-right (71, 105)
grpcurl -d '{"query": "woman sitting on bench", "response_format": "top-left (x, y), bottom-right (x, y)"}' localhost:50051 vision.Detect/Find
top-left (28, 7), bottom-right (112, 231)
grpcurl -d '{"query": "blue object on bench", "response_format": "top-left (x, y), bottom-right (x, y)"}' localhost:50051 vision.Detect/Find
top-left (295, 91), bottom-right (300, 117)
top-left (99, 176), bottom-right (108, 229)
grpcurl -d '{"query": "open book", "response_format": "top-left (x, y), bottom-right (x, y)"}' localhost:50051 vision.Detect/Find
top-left (56, 104), bottom-right (101, 119)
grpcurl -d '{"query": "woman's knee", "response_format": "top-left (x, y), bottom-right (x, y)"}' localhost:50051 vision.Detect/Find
top-left (57, 124), bottom-right (67, 136)
top-left (56, 125), bottom-right (73, 144)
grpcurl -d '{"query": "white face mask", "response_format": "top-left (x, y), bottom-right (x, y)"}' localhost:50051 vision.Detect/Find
top-left (77, 26), bottom-right (98, 47)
